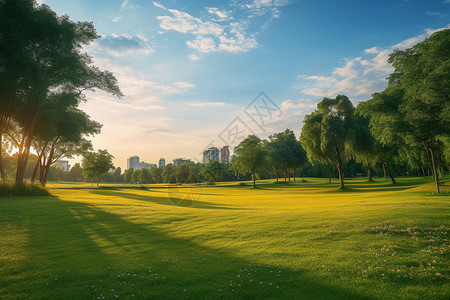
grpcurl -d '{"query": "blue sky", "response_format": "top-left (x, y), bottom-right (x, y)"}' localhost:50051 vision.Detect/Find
top-left (38, 0), bottom-right (450, 169)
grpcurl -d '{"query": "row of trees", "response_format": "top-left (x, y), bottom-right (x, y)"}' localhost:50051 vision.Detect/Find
top-left (0, 0), bottom-right (122, 187)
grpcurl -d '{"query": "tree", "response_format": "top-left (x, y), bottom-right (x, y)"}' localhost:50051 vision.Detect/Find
top-left (67, 163), bottom-right (83, 182)
top-left (202, 160), bottom-right (223, 183)
top-left (124, 168), bottom-right (134, 184)
top-left (131, 169), bottom-right (141, 183)
top-left (380, 29), bottom-right (450, 193)
top-left (0, 0), bottom-right (122, 184)
top-left (82, 149), bottom-right (114, 187)
top-left (300, 95), bottom-right (360, 189)
top-left (113, 167), bottom-right (123, 182)
top-left (140, 168), bottom-right (152, 184)
top-left (175, 164), bottom-right (190, 184)
top-left (233, 135), bottom-right (266, 188)
top-left (162, 164), bottom-right (176, 183)
top-left (150, 165), bottom-right (162, 183)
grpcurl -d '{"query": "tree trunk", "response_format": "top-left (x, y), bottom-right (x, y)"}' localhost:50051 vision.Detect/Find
top-left (293, 169), bottom-right (296, 182)
top-left (252, 169), bottom-right (256, 188)
top-left (436, 140), bottom-right (444, 174)
top-left (15, 100), bottom-right (40, 184)
top-left (284, 170), bottom-right (286, 182)
top-left (288, 170), bottom-right (291, 182)
top-left (334, 140), bottom-right (345, 189)
top-left (368, 169), bottom-right (374, 182)
top-left (328, 172), bottom-right (331, 183)
top-left (421, 164), bottom-right (426, 177)
top-left (385, 162), bottom-right (396, 184)
top-left (382, 163), bottom-right (386, 179)
top-left (275, 166), bottom-right (279, 182)
top-left (427, 145), bottom-right (440, 194)
top-left (31, 157), bottom-right (40, 183)
top-left (0, 131), bottom-right (5, 181)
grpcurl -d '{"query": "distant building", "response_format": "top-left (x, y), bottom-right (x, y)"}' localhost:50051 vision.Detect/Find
top-left (159, 158), bottom-right (166, 168)
top-left (173, 158), bottom-right (191, 166)
top-left (137, 161), bottom-right (154, 169)
top-left (54, 160), bottom-right (70, 172)
top-left (203, 147), bottom-right (219, 164)
top-left (220, 146), bottom-right (230, 164)
top-left (127, 156), bottom-right (140, 169)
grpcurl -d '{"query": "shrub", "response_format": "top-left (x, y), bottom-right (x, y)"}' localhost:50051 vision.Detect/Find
top-left (238, 182), bottom-right (247, 186)
top-left (0, 182), bottom-right (49, 197)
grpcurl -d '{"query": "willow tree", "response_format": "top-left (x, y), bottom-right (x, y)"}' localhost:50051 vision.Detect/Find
top-left (0, 0), bottom-right (122, 183)
top-left (300, 95), bottom-right (361, 189)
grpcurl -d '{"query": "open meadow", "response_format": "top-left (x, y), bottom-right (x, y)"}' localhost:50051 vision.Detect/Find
top-left (0, 177), bottom-right (449, 299)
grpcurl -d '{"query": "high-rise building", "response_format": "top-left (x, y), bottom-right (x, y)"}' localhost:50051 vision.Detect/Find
top-left (203, 147), bottom-right (219, 164)
top-left (54, 160), bottom-right (70, 172)
top-left (127, 156), bottom-right (139, 169)
top-left (220, 146), bottom-right (230, 164)
top-left (137, 161), bottom-right (154, 169)
top-left (173, 158), bottom-right (191, 166)
top-left (159, 158), bottom-right (166, 168)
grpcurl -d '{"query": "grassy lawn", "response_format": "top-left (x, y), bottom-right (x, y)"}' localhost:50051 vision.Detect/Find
top-left (0, 177), bottom-right (449, 299)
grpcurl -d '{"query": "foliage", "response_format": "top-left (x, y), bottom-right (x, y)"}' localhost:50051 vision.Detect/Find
top-left (300, 95), bottom-right (362, 189)
top-left (0, 181), bottom-right (49, 196)
top-left (82, 149), bottom-right (114, 187)
top-left (232, 135), bottom-right (266, 187)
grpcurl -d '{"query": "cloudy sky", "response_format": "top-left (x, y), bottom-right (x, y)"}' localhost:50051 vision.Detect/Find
top-left (39, 0), bottom-right (450, 169)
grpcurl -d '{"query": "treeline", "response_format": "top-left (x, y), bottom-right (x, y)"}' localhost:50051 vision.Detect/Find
top-left (0, 0), bottom-right (121, 187)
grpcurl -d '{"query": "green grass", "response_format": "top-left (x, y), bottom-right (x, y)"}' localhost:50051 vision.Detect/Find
top-left (0, 177), bottom-right (449, 299)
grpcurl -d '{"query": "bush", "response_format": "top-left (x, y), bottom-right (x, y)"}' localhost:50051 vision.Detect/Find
top-left (238, 182), bottom-right (247, 186)
top-left (0, 182), bottom-right (49, 197)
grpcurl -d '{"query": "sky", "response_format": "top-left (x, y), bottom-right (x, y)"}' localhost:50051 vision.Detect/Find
top-left (37, 0), bottom-right (450, 169)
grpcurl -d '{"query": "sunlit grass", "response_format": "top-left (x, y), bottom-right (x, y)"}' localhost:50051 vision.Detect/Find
top-left (1, 176), bottom-right (449, 299)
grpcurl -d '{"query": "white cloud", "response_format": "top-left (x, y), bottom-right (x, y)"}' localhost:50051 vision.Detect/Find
top-left (155, 1), bottom-right (288, 56)
top-left (153, 1), bottom-right (167, 10)
top-left (299, 25), bottom-right (450, 101)
top-left (93, 34), bottom-right (154, 57)
top-left (281, 99), bottom-right (318, 110)
top-left (121, 0), bottom-right (128, 10)
top-left (185, 102), bottom-right (226, 107)
top-left (188, 54), bottom-right (200, 61)
top-left (174, 81), bottom-right (195, 89)
top-left (207, 7), bottom-right (230, 21)
top-left (112, 15), bottom-right (123, 22)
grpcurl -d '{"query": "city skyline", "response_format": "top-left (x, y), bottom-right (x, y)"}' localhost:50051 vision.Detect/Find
top-left (37, 0), bottom-right (450, 169)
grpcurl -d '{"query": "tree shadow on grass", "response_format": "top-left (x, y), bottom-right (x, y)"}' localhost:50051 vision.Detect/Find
top-left (89, 189), bottom-right (238, 210)
top-left (0, 195), bottom-right (376, 300)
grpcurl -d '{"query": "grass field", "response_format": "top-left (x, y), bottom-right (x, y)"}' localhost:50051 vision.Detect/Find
top-left (0, 177), bottom-right (449, 299)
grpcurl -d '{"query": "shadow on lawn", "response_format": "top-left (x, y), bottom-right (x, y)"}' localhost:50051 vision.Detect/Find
top-left (2, 195), bottom-right (375, 299)
top-left (89, 189), bottom-right (238, 210)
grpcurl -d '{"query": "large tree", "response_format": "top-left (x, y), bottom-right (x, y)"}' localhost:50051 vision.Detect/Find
top-left (0, 0), bottom-right (122, 184)
top-left (300, 95), bottom-right (360, 189)
top-left (359, 30), bottom-right (450, 193)
top-left (232, 135), bottom-right (266, 188)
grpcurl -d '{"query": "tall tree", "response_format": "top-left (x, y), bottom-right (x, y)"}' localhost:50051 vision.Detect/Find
top-left (162, 164), bottom-right (176, 183)
top-left (140, 168), bottom-right (152, 184)
top-left (124, 168), bottom-right (134, 184)
top-left (382, 29), bottom-right (450, 193)
top-left (300, 95), bottom-right (359, 189)
top-left (233, 135), bottom-right (266, 188)
top-left (150, 165), bottom-right (162, 183)
top-left (0, 0), bottom-right (122, 184)
top-left (82, 149), bottom-right (114, 187)
top-left (175, 164), bottom-right (191, 184)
